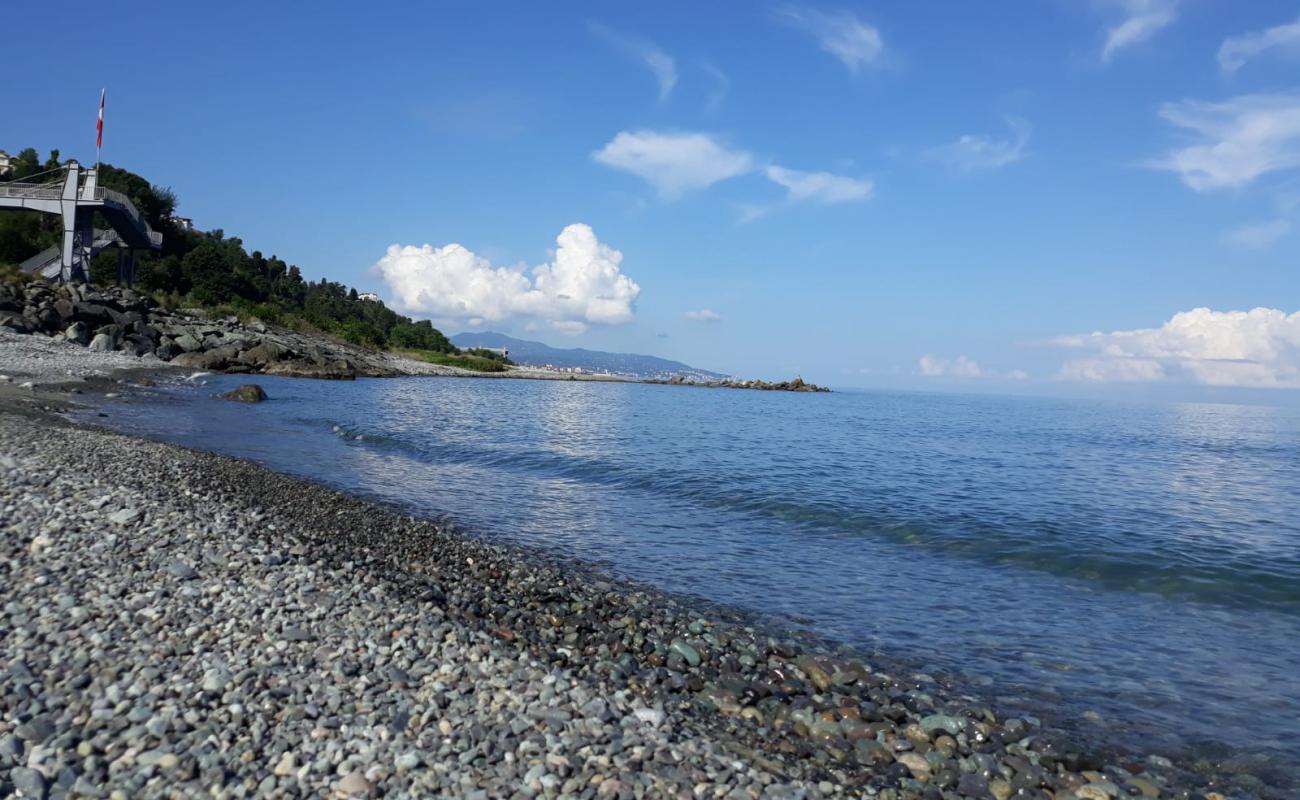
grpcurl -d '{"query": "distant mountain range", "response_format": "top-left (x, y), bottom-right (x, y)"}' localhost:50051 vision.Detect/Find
top-left (452, 332), bottom-right (727, 380)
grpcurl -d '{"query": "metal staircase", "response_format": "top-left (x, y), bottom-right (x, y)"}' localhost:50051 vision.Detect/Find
top-left (0, 162), bottom-right (163, 283)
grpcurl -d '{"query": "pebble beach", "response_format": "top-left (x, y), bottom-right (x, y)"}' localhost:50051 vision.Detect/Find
top-left (0, 333), bottom-right (1273, 799)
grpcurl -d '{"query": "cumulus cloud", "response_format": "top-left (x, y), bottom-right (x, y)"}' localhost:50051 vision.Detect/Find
top-left (1218, 16), bottom-right (1300, 73)
top-left (918, 355), bottom-right (983, 378)
top-left (776, 5), bottom-right (884, 74)
top-left (765, 166), bottom-right (873, 203)
top-left (374, 224), bottom-right (640, 335)
top-left (1099, 0), bottom-right (1179, 63)
top-left (1223, 219), bottom-right (1292, 249)
top-left (925, 116), bottom-right (1031, 173)
top-left (684, 308), bottom-right (722, 322)
top-left (1153, 93), bottom-right (1300, 191)
top-left (1053, 307), bottom-right (1300, 387)
top-left (588, 22), bottom-right (677, 102)
top-left (593, 130), bottom-right (754, 199)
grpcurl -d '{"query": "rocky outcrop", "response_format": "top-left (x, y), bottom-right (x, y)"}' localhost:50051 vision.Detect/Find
top-left (0, 279), bottom-right (408, 380)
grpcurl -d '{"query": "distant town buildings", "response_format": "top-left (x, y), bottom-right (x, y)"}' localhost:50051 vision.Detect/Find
top-left (0, 150), bottom-right (15, 176)
top-left (358, 292), bottom-right (381, 302)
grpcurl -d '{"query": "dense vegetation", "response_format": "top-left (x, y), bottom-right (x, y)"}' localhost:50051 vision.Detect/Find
top-left (0, 147), bottom-right (482, 359)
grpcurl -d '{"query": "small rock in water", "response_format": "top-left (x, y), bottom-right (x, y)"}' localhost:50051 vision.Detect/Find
top-left (219, 384), bottom-right (268, 403)
top-left (669, 639), bottom-right (701, 667)
top-left (920, 713), bottom-right (964, 736)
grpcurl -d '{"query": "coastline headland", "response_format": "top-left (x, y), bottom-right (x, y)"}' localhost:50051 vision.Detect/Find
top-left (0, 329), bottom-right (1274, 798)
top-left (0, 277), bottom-right (828, 391)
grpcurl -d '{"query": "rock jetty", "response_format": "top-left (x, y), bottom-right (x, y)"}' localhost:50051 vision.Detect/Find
top-left (653, 375), bottom-right (831, 393)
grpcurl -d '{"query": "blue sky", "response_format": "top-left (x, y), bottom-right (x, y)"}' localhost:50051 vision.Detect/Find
top-left (5, 1), bottom-right (1300, 395)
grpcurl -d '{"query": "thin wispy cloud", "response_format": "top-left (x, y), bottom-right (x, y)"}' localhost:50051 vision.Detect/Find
top-left (925, 116), bottom-right (1031, 173)
top-left (684, 308), bottom-right (722, 322)
top-left (1218, 16), bottom-right (1300, 73)
top-left (1153, 93), bottom-right (1300, 191)
top-left (1053, 307), bottom-right (1300, 388)
top-left (593, 130), bottom-right (754, 199)
top-left (765, 165), bottom-right (873, 203)
top-left (776, 5), bottom-right (885, 74)
top-left (1223, 219), bottom-right (1292, 249)
top-left (588, 21), bottom-right (678, 103)
top-left (702, 62), bottom-right (730, 113)
top-left (919, 354), bottom-right (982, 378)
top-left (1098, 0), bottom-right (1179, 63)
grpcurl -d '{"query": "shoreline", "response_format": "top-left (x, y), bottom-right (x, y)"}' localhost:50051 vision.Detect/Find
top-left (0, 338), bottom-right (1271, 798)
top-left (1, 279), bottom-right (828, 392)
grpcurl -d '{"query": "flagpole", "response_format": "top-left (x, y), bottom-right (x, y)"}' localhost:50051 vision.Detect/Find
top-left (96, 89), bottom-right (105, 170)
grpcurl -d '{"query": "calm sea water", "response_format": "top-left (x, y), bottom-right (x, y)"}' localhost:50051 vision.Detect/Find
top-left (93, 374), bottom-right (1300, 768)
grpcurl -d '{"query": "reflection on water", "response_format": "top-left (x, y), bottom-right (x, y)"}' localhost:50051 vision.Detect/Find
top-left (95, 375), bottom-right (1300, 768)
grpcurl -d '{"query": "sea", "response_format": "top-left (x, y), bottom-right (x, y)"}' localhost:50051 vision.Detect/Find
top-left (89, 373), bottom-right (1300, 776)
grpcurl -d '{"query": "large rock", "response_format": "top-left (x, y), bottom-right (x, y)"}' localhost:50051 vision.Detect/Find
top-left (220, 384), bottom-right (268, 402)
top-left (238, 340), bottom-right (291, 366)
top-left (173, 332), bottom-right (203, 353)
top-left (0, 312), bottom-right (33, 333)
top-left (72, 301), bottom-right (112, 325)
top-left (64, 321), bottom-right (89, 345)
top-left (87, 332), bottom-right (116, 352)
top-left (264, 360), bottom-right (357, 380)
top-left (122, 334), bottom-right (156, 356)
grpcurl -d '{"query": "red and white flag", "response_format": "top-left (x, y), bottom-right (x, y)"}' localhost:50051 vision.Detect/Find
top-left (96, 89), bottom-right (105, 149)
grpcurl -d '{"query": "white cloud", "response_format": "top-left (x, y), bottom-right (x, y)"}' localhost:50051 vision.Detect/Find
top-left (777, 6), bottom-right (884, 74)
top-left (684, 308), bottom-right (722, 322)
top-left (1099, 0), bottom-right (1179, 63)
top-left (1218, 16), bottom-right (1300, 73)
top-left (1059, 357), bottom-right (1166, 383)
top-left (925, 116), bottom-right (1031, 173)
top-left (918, 355), bottom-right (983, 378)
top-left (1153, 93), bottom-right (1300, 191)
top-left (593, 130), bottom-right (754, 199)
top-left (1053, 307), bottom-right (1300, 387)
top-left (765, 166), bottom-right (873, 203)
top-left (588, 22), bottom-right (677, 102)
top-left (1223, 218), bottom-right (1292, 249)
top-left (702, 62), bottom-right (730, 113)
top-left (374, 224), bottom-right (640, 335)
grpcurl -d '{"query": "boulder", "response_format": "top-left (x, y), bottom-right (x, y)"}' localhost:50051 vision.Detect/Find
top-left (169, 351), bottom-right (209, 368)
top-left (154, 338), bottom-right (181, 360)
top-left (88, 333), bottom-right (116, 352)
top-left (238, 340), bottom-right (291, 366)
top-left (123, 334), bottom-right (156, 356)
top-left (0, 312), bottom-right (34, 333)
top-left (219, 384), bottom-right (268, 403)
top-left (65, 321), bottom-right (89, 345)
top-left (72, 301), bottom-right (112, 325)
top-left (54, 298), bottom-right (75, 320)
top-left (174, 332), bottom-right (203, 353)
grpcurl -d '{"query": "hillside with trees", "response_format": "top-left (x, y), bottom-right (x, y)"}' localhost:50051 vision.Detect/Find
top-left (0, 148), bottom-right (507, 367)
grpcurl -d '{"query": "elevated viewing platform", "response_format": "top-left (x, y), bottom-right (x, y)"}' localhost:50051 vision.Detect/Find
top-left (0, 161), bottom-right (162, 282)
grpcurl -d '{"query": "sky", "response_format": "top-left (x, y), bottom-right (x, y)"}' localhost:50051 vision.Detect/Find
top-left (4, 1), bottom-right (1300, 398)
